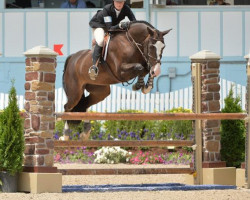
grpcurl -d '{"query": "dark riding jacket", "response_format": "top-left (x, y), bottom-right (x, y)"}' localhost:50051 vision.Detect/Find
top-left (89, 3), bottom-right (136, 30)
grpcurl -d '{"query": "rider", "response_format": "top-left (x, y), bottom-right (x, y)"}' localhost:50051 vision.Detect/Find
top-left (88, 0), bottom-right (136, 80)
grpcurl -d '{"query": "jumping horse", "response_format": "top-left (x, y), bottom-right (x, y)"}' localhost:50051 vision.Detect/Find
top-left (62, 20), bottom-right (171, 140)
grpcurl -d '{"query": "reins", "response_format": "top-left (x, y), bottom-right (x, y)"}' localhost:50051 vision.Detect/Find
top-left (125, 30), bottom-right (151, 71)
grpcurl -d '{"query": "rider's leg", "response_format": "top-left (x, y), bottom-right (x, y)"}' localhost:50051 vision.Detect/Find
top-left (92, 44), bottom-right (102, 66)
top-left (89, 28), bottom-right (105, 80)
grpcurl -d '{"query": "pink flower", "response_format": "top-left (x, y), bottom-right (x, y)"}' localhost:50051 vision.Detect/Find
top-left (54, 154), bottom-right (61, 162)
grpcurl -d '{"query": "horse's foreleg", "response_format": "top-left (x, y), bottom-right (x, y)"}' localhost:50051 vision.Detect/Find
top-left (132, 76), bottom-right (144, 91)
top-left (142, 74), bottom-right (154, 94)
top-left (120, 63), bottom-right (146, 91)
top-left (120, 63), bottom-right (144, 73)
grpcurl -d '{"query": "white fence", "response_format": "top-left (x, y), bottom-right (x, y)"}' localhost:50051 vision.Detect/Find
top-left (0, 79), bottom-right (246, 112)
top-left (55, 85), bottom-right (193, 113)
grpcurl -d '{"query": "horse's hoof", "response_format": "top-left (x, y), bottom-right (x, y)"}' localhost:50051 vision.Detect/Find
top-left (84, 122), bottom-right (91, 132)
top-left (80, 129), bottom-right (91, 141)
top-left (88, 66), bottom-right (99, 80)
top-left (132, 83), bottom-right (141, 91)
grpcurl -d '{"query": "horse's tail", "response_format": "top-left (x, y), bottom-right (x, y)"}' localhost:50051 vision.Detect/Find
top-left (62, 55), bottom-right (72, 96)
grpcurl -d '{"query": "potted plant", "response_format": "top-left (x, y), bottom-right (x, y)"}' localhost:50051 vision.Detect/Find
top-left (0, 81), bottom-right (25, 192)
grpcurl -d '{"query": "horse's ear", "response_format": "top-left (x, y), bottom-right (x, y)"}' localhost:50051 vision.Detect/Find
top-left (147, 27), bottom-right (155, 36)
top-left (162, 29), bottom-right (172, 36)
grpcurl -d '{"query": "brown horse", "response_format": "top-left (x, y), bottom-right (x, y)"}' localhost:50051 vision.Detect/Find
top-left (62, 21), bottom-right (171, 138)
top-left (63, 21), bottom-right (170, 112)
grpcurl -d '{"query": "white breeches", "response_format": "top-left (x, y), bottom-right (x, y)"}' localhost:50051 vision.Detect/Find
top-left (93, 28), bottom-right (105, 47)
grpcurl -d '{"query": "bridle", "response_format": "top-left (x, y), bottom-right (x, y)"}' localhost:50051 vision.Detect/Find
top-left (147, 37), bottom-right (164, 65)
top-left (125, 28), bottom-right (163, 71)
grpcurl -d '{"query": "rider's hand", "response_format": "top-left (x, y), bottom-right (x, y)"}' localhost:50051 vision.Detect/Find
top-left (109, 24), bottom-right (120, 31)
top-left (119, 22), bottom-right (129, 30)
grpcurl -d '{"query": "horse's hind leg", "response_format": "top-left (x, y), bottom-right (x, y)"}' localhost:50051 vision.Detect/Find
top-left (63, 81), bottom-right (85, 140)
top-left (77, 85), bottom-right (110, 141)
top-left (85, 85), bottom-right (111, 109)
top-left (64, 80), bottom-right (84, 112)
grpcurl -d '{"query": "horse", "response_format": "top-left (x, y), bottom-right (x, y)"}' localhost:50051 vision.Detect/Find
top-left (62, 20), bottom-right (171, 139)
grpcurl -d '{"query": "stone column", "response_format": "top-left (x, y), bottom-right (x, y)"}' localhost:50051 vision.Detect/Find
top-left (23, 46), bottom-right (58, 173)
top-left (190, 50), bottom-right (226, 168)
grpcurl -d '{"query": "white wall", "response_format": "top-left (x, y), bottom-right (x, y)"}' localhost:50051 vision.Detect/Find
top-left (2, 8), bottom-right (250, 58)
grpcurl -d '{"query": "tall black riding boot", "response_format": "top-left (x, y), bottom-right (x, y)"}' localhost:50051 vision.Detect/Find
top-left (89, 44), bottom-right (103, 80)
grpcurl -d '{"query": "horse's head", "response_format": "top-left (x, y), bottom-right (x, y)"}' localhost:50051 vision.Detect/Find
top-left (145, 27), bottom-right (171, 77)
top-left (128, 21), bottom-right (171, 77)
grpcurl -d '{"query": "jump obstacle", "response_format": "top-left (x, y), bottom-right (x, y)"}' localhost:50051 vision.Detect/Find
top-left (18, 47), bottom-right (250, 193)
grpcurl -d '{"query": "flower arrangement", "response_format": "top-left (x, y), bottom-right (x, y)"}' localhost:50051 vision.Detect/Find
top-left (129, 151), bottom-right (192, 165)
top-left (54, 147), bottom-right (193, 165)
top-left (93, 146), bottom-right (131, 164)
top-left (129, 151), bottom-right (164, 164)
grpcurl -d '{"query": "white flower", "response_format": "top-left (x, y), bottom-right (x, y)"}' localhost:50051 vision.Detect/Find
top-left (93, 146), bottom-right (129, 164)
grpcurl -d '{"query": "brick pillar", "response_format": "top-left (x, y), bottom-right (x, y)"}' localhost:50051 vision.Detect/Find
top-left (23, 46), bottom-right (58, 173)
top-left (190, 50), bottom-right (226, 168)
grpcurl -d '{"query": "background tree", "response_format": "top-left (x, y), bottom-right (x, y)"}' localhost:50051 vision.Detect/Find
top-left (220, 88), bottom-right (245, 167)
top-left (0, 81), bottom-right (25, 175)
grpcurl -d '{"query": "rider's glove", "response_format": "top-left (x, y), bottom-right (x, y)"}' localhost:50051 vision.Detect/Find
top-left (109, 24), bottom-right (120, 31)
top-left (119, 21), bottom-right (129, 30)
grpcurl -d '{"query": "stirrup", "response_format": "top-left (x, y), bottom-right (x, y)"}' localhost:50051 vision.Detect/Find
top-left (88, 65), bottom-right (99, 80)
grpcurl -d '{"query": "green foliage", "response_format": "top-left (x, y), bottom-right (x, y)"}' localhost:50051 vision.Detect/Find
top-left (54, 108), bottom-right (193, 141)
top-left (55, 120), bottom-right (65, 136)
top-left (159, 107), bottom-right (193, 140)
top-left (220, 88), bottom-right (245, 167)
top-left (0, 81), bottom-right (25, 175)
top-left (101, 108), bottom-right (193, 140)
top-left (103, 110), bottom-right (149, 139)
top-left (89, 120), bottom-right (102, 139)
top-left (54, 120), bottom-right (102, 140)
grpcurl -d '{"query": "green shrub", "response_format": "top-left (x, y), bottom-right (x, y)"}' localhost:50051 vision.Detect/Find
top-left (220, 88), bottom-right (245, 167)
top-left (0, 81), bottom-right (25, 175)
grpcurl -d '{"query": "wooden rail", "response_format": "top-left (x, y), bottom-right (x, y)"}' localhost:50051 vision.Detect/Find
top-left (55, 112), bottom-right (247, 121)
top-left (58, 168), bottom-right (194, 175)
top-left (54, 140), bottom-right (194, 148)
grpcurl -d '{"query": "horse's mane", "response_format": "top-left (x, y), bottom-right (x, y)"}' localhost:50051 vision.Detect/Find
top-left (130, 20), bottom-right (156, 30)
